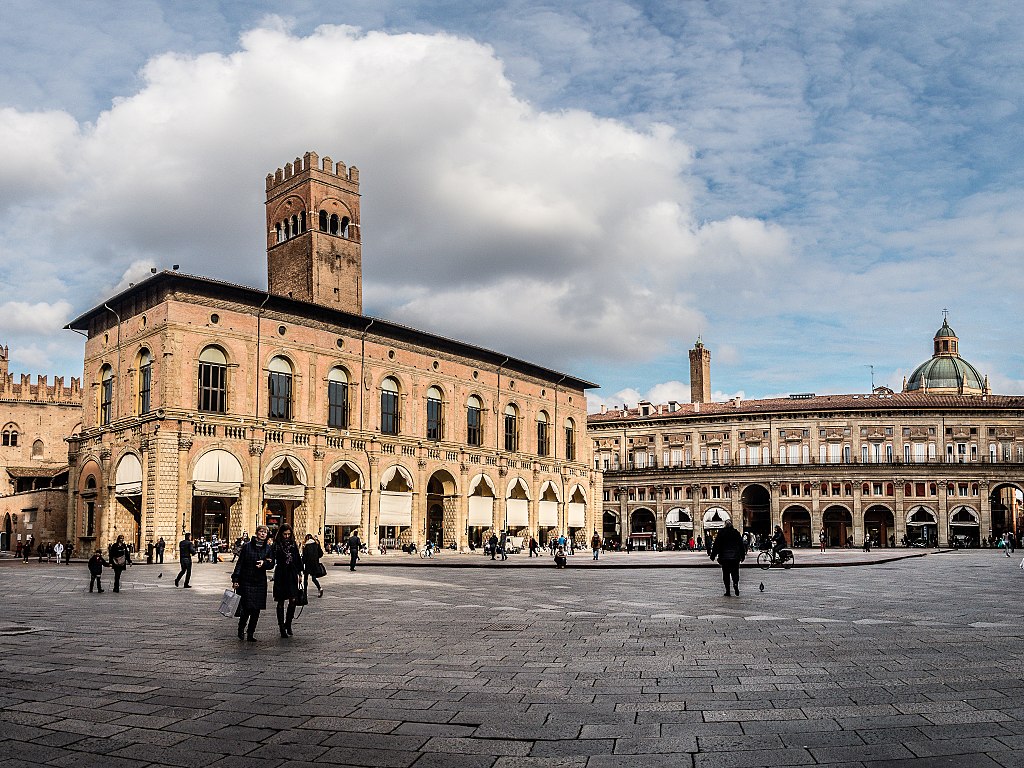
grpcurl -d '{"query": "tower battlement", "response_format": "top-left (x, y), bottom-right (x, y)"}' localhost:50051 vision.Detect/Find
top-left (0, 343), bottom-right (82, 404)
top-left (266, 151), bottom-right (360, 194)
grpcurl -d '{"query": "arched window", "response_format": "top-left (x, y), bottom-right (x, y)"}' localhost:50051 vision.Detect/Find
top-left (275, 222), bottom-right (284, 243)
top-left (467, 395), bottom-right (483, 447)
top-left (290, 215), bottom-right (299, 238)
top-left (564, 417), bottom-right (576, 462)
top-left (32, 439), bottom-right (43, 457)
top-left (327, 368), bottom-right (349, 429)
top-left (330, 213), bottom-right (340, 235)
top-left (339, 216), bottom-right (350, 237)
top-left (137, 348), bottom-right (152, 415)
top-left (381, 377), bottom-right (400, 435)
top-left (1, 424), bottom-right (17, 447)
top-left (299, 210), bottom-right (307, 232)
top-left (426, 386), bottom-right (443, 441)
top-left (537, 410), bottom-right (550, 457)
top-left (504, 404), bottom-right (519, 452)
top-left (268, 356), bottom-right (293, 420)
top-left (197, 346), bottom-right (227, 413)
top-left (99, 365), bottom-right (114, 425)
top-left (319, 210), bottom-right (329, 231)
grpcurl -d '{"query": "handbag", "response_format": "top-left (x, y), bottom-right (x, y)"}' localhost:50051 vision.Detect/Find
top-left (295, 589), bottom-right (309, 607)
top-left (316, 562), bottom-right (327, 578)
top-left (218, 589), bottom-right (241, 618)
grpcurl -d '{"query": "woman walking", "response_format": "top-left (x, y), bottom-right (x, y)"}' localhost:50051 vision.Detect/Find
top-left (108, 534), bottom-right (132, 593)
top-left (273, 523), bottom-right (304, 638)
top-left (231, 525), bottom-right (274, 641)
top-left (302, 533), bottom-right (325, 598)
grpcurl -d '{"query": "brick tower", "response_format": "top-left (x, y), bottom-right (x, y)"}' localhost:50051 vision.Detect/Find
top-left (689, 337), bottom-right (711, 404)
top-left (266, 151), bottom-right (363, 313)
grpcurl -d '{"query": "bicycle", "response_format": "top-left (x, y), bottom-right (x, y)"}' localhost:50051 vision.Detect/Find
top-left (757, 547), bottom-right (795, 570)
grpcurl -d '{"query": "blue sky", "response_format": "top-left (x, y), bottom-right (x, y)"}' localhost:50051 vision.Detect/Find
top-left (1, 1), bottom-right (1022, 408)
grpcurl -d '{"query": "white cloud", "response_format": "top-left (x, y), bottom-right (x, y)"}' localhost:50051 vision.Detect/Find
top-left (0, 21), bottom-right (789, 380)
top-left (0, 300), bottom-right (73, 334)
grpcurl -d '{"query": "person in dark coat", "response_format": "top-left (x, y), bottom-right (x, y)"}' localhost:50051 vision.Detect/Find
top-left (175, 532), bottom-right (196, 587)
top-left (708, 520), bottom-right (745, 596)
top-left (347, 529), bottom-right (361, 571)
top-left (107, 535), bottom-right (132, 593)
top-left (273, 523), bottom-right (304, 638)
top-left (87, 550), bottom-right (107, 593)
top-left (232, 525), bottom-right (274, 641)
top-left (488, 533), bottom-right (499, 560)
top-left (155, 537), bottom-right (166, 564)
top-left (302, 533), bottom-right (325, 598)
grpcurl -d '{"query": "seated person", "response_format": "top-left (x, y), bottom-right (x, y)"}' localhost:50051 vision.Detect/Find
top-left (554, 545), bottom-right (567, 569)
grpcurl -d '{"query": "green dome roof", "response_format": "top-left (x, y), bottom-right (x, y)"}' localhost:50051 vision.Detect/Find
top-left (906, 356), bottom-right (985, 392)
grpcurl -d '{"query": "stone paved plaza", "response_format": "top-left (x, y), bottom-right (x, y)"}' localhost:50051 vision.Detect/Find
top-left (2, 550), bottom-right (1024, 767)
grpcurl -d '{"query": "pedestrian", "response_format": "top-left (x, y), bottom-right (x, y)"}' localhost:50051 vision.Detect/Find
top-left (107, 534), bottom-right (132, 593)
top-left (819, 527), bottom-right (827, 553)
top-left (347, 529), bottom-right (361, 571)
top-left (272, 523), bottom-right (304, 638)
top-left (175, 532), bottom-right (196, 588)
top-left (529, 536), bottom-right (538, 557)
top-left (862, 534), bottom-right (871, 553)
top-left (53, 541), bottom-right (65, 564)
top-left (64, 543), bottom-right (73, 564)
top-left (488, 532), bottom-right (499, 561)
top-left (591, 530), bottom-right (601, 561)
top-left (696, 535), bottom-right (703, 552)
top-left (708, 519), bottom-right (745, 596)
top-left (22, 536), bottom-right (32, 562)
top-left (554, 544), bottom-right (567, 569)
top-left (87, 550), bottom-right (107, 592)
top-left (302, 533), bottom-right (325, 598)
top-left (155, 536), bottom-right (166, 563)
top-left (498, 530), bottom-right (508, 561)
top-left (232, 525), bottom-right (274, 641)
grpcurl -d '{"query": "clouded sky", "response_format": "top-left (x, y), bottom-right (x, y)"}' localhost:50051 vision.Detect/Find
top-left (1, 1), bottom-right (1022, 409)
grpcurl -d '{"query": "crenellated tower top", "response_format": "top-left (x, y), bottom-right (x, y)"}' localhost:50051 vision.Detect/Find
top-left (266, 151), bottom-right (363, 314)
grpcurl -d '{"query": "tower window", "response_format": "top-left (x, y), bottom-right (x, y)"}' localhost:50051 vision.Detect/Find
top-left (330, 214), bottom-right (340, 235)
top-left (319, 210), bottom-right (329, 231)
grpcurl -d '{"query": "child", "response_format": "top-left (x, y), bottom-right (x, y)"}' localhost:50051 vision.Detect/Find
top-left (88, 550), bottom-right (107, 593)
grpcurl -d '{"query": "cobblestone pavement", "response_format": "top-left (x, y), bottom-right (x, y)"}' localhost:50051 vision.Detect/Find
top-left (2, 550), bottom-right (1023, 767)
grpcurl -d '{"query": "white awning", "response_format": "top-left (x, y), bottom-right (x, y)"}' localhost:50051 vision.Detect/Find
top-left (468, 496), bottom-right (493, 526)
top-left (263, 484), bottom-right (305, 501)
top-left (264, 454), bottom-right (308, 486)
top-left (539, 500), bottom-right (558, 527)
top-left (505, 476), bottom-right (531, 501)
top-left (193, 481), bottom-right (241, 498)
top-left (540, 480), bottom-right (562, 502)
top-left (114, 454), bottom-right (143, 497)
top-left (326, 488), bottom-right (362, 525)
top-left (702, 507), bottom-right (731, 528)
top-left (506, 498), bottom-right (529, 527)
top-left (567, 502), bottom-right (585, 528)
top-left (380, 464), bottom-right (414, 491)
top-left (193, 450), bottom-right (243, 483)
top-left (379, 491), bottom-right (412, 526)
top-left (469, 473), bottom-right (497, 497)
top-left (666, 507), bottom-right (693, 529)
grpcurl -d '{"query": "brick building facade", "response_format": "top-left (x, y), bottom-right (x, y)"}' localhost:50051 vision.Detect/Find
top-left (0, 345), bottom-right (82, 551)
top-left (65, 152), bottom-right (599, 558)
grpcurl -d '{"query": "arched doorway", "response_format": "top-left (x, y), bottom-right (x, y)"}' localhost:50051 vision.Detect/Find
top-left (665, 507), bottom-right (693, 549)
top-left (426, 469), bottom-right (457, 548)
top-left (191, 450), bottom-right (243, 543)
top-left (504, 477), bottom-right (531, 536)
top-left (906, 506), bottom-right (937, 546)
top-left (741, 485), bottom-right (770, 538)
top-left (2, 513), bottom-right (10, 551)
top-left (602, 510), bottom-right (621, 547)
top-left (630, 507), bottom-right (656, 550)
top-left (822, 506), bottom-right (851, 547)
top-left (467, 474), bottom-right (497, 549)
top-left (114, 453), bottom-right (144, 552)
top-left (864, 505), bottom-right (894, 548)
top-left (379, 464), bottom-right (414, 548)
top-left (567, 485), bottom-right (587, 545)
top-left (263, 456), bottom-right (307, 537)
top-left (782, 506), bottom-right (811, 548)
top-left (989, 483), bottom-right (1023, 541)
top-left (538, 481), bottom-right (561, 546)
top-left (325, 461), bottom-right (363, 551)
top-left (949, 505), bottom-right (980, 547)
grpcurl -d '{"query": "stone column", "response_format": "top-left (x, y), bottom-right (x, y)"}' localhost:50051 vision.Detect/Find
top-left (979, 480), bottom-right (992, 543)
top-left (619, 485), bottom-right (630, 545)
top-left (365, 450), bottom-right (378, 551)
top-left (768, 480), bottom-right (781, 531)
top-left (809, 479), bottom-right (822, 538)
top-left (936, 480), bottom-right (949, 546)
top-left (247, 440), bottom-right (264, 541)
top-left (851, 478), bottom-right (863, 546)
top-left (654, 485), bottom-right (667, 547)
top-left (310, 447), bottom-right (326, 537)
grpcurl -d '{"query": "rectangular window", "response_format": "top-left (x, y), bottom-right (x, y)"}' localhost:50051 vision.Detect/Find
top-left (504, 412), bottom-right (517, 451)
top-left (565, 426), bottom-right (576, 462)
top-left (138, 364), bottom-right (151, 415)
top-left (381, 391), bottom-right (400, 435)
top-left (467, 405), bottom-right (482, 446)
top-left (537, 421), bottom-right (549, 456)
top-left (268, 372), bottom-right (292, 420)
top-left (328, 381), bottom-right (349, 429)
top-left (198, 362), bottom-right (226, 413)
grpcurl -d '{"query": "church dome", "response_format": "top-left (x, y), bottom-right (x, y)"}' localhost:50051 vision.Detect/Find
top-left (903, 315), bottom-right (988, 396)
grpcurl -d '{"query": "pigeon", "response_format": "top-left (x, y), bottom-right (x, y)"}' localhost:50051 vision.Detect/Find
top-left (157, 573), bottom-right (163, 578)
top-left (759, 582), bottom-right (765, 592)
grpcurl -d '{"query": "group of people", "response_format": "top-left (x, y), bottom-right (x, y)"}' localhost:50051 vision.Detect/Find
top-left (16, 538), bottom-right (73, 563)
top-left (85, 534), bottom-right (133, 593)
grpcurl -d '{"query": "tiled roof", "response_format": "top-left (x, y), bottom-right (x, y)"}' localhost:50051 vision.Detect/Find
top-left (5, 465), bottom-right (70, 479)
top-left (588, 393), bottom-right (1024, 423)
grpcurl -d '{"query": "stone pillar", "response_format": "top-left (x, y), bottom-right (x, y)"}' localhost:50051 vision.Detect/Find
top-left (980, 480), bottom-right (992, 543)
top-left (851, 479), bottom-right (863, 546)
top-left (768, 480), bottom-right (781, 531)
top-left (414, 456), bottom-right (428, 547)
top-left (365, 451), bottom-right (378, 551)
top-left (247, 440), bottom-right (264, 543)
top-left (619, 485), bottom-right (630, 545)
top-left (655, 485), bottom-right (666, 547)
top-left (457, 460), bottom-right (469, 551)
top-left (729, 482), bottom-right (742, 533)
top-left (310, 447), bottom-right (326, 537)
top-left (809, 479), bottom-right (822, 537)
top-left (936, 480), bottom-right (949, 546)
top-left (99, 446), bottom-right (113, 547)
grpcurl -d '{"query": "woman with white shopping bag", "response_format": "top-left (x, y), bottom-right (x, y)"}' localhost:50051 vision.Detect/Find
top-left (231, 525), bottom-right (274, 641)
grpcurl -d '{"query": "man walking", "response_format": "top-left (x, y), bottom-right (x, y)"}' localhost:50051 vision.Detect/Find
top-left (175, 532), bottom-right (196, 588)
top-left (708, 519), bottom-right (745, 597)
top-left (498, 530), bottom-right (508, 561)
top-left (488, 532), bottom-right (499, 561)
top-left (53, 541), bottom-right (65, 564)
top-left (591, 530), bottom-right (601, 561)
top-left (347, 529), bottom-right (361, 571)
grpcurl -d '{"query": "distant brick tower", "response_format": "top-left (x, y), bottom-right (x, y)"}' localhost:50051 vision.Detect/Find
top-left (0, 343), bottom-right (8, 378)
top-left (689, 337), bottom-right (711, 404)
top-left (266, 151), bottom-right (363, 313)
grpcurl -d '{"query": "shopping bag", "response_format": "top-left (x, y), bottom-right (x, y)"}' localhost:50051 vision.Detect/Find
top-left (218, 589), bottom-right (241, 617)
top-left (316, 562), bottom-right (327, 578)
